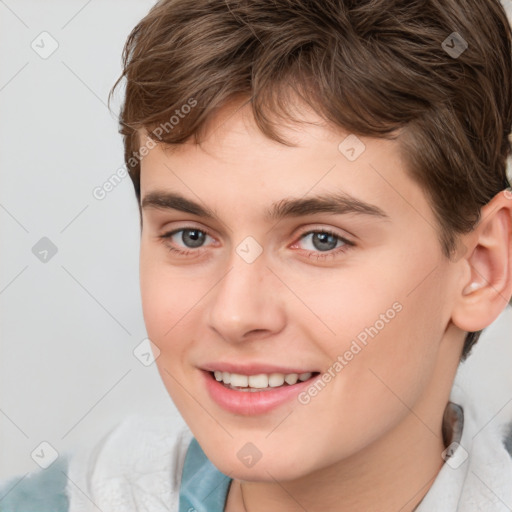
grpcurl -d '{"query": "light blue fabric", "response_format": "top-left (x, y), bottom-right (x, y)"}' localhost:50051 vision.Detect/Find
top-left (179, 438), bottom-right (232, 512)
top-left (0, 456), bottom-right (69, 512)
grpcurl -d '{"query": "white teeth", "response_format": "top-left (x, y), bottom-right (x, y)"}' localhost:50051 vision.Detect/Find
top-left (212, 371), bottom-right (314, 389)
top-left (268, 373), bottom-right (285, 387)
top-left (248, 374), bottom-right (269, 388)
top-left (230, 373), bottom-right (248, 387)
top-left (284, 373), bottom-right (299, 385)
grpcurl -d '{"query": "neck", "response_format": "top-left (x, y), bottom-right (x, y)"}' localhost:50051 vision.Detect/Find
top-left (234, 417), bottom-right (445, 512)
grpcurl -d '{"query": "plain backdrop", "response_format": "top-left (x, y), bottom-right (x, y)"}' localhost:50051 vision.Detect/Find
top-left (1, 0), bottom-right (512, 481)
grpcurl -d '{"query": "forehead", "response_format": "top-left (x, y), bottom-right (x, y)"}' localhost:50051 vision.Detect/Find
top-left (138, 101), bottom-right (434, 233)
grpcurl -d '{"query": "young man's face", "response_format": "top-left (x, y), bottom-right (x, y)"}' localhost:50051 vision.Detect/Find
top-left (139, 100), bottom-right (464, 481)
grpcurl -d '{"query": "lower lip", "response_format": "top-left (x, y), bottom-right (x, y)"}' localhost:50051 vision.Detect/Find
top-left (201, 370), bottom-right (317, 415)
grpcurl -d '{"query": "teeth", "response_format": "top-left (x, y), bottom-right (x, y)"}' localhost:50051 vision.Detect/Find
top-left (284, 373), bottom-right (298, 385)
top-left (248, 374), bottom-right (269, 388)
top-left (230, 373), bottom-right (248, 387)
top-left (268, 373), bottom-right (285, 387)
top-left (212, 371), bottom-right (314, 389)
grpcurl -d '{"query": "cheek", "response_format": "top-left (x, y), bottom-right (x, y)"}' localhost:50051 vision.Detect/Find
top-left (139, 248), bottom-right (203, 352)
top-left (277, 258), bottom-right (406, 356)
top-left (139, 258), bottom-right (206, 413)
top-left (285, 250), bottom-right (447, 416)
top-left (298, 247), bottom-right (446, 358)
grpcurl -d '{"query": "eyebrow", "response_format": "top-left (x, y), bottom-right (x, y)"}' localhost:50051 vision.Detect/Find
top-left (141, 190), bottom-right (389, 221)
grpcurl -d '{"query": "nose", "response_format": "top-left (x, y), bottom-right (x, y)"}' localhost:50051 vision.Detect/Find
top-left (206, 251), bottom-right (287, 344)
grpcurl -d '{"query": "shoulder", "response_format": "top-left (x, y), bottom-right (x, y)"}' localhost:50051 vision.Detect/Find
top-left (0, 416), bottom-right (193, 512)
top-left (66, 414), bottom-right (193, 512)
top-left (0, 456), bottom-right (69, 512)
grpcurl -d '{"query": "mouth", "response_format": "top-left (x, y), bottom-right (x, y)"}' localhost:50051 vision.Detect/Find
top-left (209, 370), bottom-right (321, 392)
top-left (201, 369), bottom-right (321, 415)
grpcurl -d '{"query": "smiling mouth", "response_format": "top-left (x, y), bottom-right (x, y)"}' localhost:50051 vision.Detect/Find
top-left (209, 370), bottom-right (320, 392)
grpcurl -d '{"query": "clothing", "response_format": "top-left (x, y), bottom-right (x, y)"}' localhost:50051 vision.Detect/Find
top-left (1, 384), bottom-right (511, 511)
top-left (415, 384), bottom-right (512, 511)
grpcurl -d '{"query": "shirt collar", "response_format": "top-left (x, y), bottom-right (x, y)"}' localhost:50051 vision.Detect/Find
top-left (179, 437), bottom-right (232, 512)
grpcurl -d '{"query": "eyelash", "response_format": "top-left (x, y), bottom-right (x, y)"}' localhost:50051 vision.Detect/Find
top-left (158, 227), bottom-right (355, 261)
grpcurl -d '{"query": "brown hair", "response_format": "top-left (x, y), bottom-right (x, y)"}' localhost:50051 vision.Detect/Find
top-left (109, 0), bottom-right (512, 360)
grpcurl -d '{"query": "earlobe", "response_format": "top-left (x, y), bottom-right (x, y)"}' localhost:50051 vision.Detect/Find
top-left (451, 189), bottom-right (512, 332)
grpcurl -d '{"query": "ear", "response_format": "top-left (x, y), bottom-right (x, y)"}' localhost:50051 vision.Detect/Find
top-left (451, 189), bottom-right (512, 332)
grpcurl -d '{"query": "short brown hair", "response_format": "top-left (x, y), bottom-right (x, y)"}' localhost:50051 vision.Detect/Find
top-left (110, 0), bottom-right (512, 360)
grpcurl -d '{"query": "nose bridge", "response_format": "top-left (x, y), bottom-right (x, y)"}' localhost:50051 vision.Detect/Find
top-left (206, 246), bottom-right (286, 342)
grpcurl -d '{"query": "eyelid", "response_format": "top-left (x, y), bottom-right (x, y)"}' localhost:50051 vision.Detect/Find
top-left (293, 224), bottom-right (355, 244)
top-left (160, 221), bottom-right (215, 239)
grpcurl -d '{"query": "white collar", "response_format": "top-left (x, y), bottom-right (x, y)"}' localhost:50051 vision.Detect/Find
top-left (416, 384), bottom-right (512, 511)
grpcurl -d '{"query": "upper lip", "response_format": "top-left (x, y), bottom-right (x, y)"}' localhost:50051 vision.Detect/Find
top-left (200, 362), bottom-right (318, 375)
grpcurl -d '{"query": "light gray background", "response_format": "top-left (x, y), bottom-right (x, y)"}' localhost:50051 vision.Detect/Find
top-left (1, 0), bottom-right (511, 480)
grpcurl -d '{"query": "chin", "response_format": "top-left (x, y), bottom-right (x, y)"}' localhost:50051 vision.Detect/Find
top-left (198, 438), bottom-right (314, 482)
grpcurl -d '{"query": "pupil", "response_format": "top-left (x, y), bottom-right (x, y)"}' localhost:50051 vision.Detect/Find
top-left (313, 232), bottom-right (337, 251)
top-left (183, 229), bottom-right (205, 248)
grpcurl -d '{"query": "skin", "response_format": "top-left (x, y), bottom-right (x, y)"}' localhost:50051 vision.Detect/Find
top-left (138, 98), bottom-right (512, 512)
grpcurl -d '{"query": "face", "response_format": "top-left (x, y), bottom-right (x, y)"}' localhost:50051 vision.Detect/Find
top-left (139, 100), bottom-right (461, 482)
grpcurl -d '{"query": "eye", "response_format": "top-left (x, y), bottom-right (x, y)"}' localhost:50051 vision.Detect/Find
top-left (158, 227), bottom-right (215, 256)
top-left (157, 226), bottom-right (355, 261)
top-left (291, 229), bottom-right (355, 260)
top-left (300, 231), bottom-right (342, 251)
